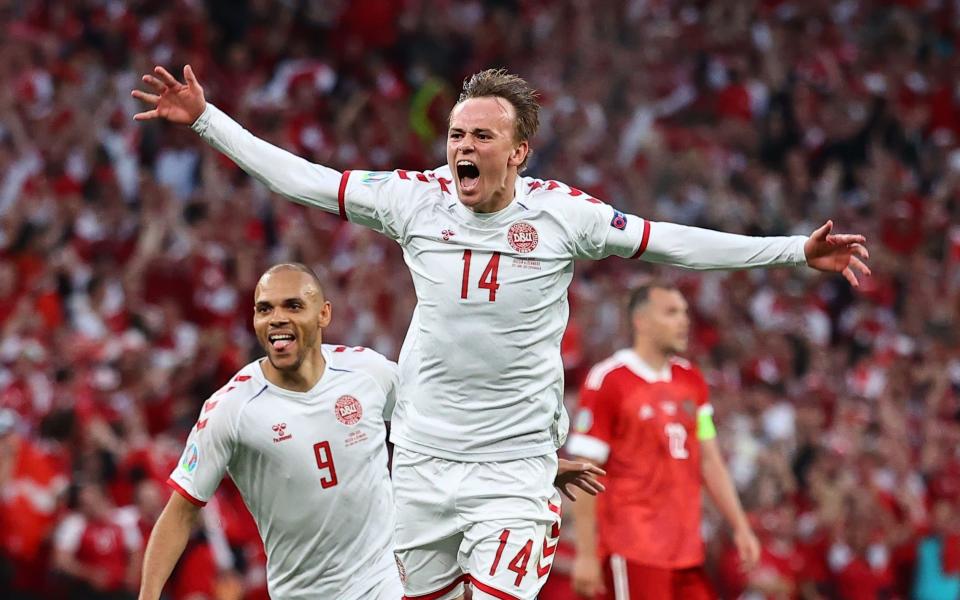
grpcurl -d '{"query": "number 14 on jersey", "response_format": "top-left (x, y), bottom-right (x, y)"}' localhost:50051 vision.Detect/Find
top-left (461, 250), bottom-right (501, 302)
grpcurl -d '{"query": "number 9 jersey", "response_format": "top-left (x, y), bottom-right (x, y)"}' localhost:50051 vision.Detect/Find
top-left (167, 345), bottom-right (401, 600)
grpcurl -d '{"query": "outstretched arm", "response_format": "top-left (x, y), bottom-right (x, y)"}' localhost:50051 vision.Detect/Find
top-left (641, 219), bottom-right (870, 286)
top-left (132, 65), bottom-right (343, 214)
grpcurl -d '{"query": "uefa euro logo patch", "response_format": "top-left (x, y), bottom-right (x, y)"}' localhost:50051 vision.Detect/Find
top-left (610, 210), bottom-right (627, 231)
top-left (181, 443), bottom-right (199, 473)
top-left (360, 171), bottom-right (392, 184)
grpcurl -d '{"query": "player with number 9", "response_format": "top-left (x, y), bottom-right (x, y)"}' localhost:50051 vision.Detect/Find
top-left (138, 264), bottom-right (402, 600)
top-left (133, 65), bottom-right (869, 600)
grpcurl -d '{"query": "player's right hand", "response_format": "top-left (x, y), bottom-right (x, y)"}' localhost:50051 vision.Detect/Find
top-left (571, 553), bottom-right (606, 597)
top-left (132, 65), bottom-right (206, 125)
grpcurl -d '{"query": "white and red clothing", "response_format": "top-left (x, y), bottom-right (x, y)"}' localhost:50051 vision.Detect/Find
top-left (167, 345), bottom-right (401, 600)
top-left (191, 103), bottom-right (809, 597)
top-left (53, 510), bottom-right (142, 592)
top-left (566, 350), bottom-right (715, 599)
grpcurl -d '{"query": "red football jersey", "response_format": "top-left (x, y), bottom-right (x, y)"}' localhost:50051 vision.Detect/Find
top-left (566, 349), bottom-right (711, 569)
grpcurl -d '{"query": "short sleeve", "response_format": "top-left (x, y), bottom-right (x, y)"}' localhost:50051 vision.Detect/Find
top-left (341, 169), bottom-right (449, 242)
top-left (167, 396), bottom-right (239, 506)
top-left (564, 365), bottom-right (622, 463)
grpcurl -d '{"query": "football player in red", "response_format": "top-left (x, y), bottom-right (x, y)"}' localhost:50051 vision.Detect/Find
top-left (566, 280), bottom-right (760, 599)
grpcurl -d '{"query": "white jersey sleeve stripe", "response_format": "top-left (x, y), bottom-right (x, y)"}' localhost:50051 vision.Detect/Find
top-left (584, 357), bottom-right (622, 390)
top-left (566, 433), bottom-right (610, 463)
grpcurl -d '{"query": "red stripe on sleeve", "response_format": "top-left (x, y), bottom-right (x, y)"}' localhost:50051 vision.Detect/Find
top-left (166, 478), bottom-right (207, 507)
top-left (337, 170), bottom-right (352, 221)
top-left (631, 219), bottom-right (651, 259)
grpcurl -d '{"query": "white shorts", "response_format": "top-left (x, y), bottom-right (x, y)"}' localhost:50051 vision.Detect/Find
top-left (392, 447), bottom-right (562, 600)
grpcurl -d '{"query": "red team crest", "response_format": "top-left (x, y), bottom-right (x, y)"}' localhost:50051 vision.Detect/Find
top-left (507, 221), bottom-right (539, 253)
top-left (335, 395), bottom-right (363, 425)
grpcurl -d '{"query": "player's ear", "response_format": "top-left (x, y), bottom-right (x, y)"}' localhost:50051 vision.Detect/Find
top-left (508, 140), bottom-right (529, 168)
top-left (318, 301), bottom-right (332, 329)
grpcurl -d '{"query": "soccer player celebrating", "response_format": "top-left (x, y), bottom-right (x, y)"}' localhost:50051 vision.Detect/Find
top-left (138, 264), bottom-right (403, 600)
top-left (566, 281), bottom-right (760, 600)
top-left (133, 66), bottom-right (868, 600)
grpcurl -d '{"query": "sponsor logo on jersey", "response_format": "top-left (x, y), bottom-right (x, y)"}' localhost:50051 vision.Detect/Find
top-left (574, 408), bottom-right (593, 433)
top-left (610, 209), bottom-right (628, 230)
top-left (360, 170), bottom-right (392, 184)
top-left (272, 422), bottom-right (293, 443)
top-left (639, 404), bottom-right (656, 420)
top-left (181, 443), bottom-right (199, 473)
top-left (335, 395), bottom-right (363, 426)
top-left (661, 401), bottom-right (677, 416)
top-left (507, 221), bottom-right (539, 253)
top-left (441, 228), bottom-right (456, 241)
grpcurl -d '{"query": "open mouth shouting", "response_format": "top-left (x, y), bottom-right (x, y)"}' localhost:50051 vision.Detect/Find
top-left (456, 160), bottom-right (480, 193)
top-left (268, 332), bottom-right (296, 353)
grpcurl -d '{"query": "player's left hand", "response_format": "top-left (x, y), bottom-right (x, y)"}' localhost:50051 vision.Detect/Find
top-left (734, 525), bottom-right (761, 571)
top-left (555, 459), bottom-right (605, 501)
top-left (803, 220), bottom-right (871, 287)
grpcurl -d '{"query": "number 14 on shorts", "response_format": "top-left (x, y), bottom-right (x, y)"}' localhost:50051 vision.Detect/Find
top-left (489, 528), bottom-right (554, 587)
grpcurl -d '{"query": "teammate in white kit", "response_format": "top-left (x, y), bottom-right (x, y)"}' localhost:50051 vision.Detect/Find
top-left (133, 66), bottom-right (870, 600)
top-left (138, 264), bottom-right (403, 600)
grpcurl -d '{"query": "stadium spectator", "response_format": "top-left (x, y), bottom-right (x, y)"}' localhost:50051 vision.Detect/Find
top-left (1, 1), bottom-right (959, 598)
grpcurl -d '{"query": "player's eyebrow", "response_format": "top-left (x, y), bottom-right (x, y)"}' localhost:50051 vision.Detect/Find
top-left (254, 297), bottom-right (306, 309)
top-left (449, 126), bottom-right (495, 136)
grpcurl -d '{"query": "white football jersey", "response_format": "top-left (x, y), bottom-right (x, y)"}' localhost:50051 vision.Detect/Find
top-left (168, 344), bottom-right (400, 600)
top-left (192, 104), bottom-right (808, 462)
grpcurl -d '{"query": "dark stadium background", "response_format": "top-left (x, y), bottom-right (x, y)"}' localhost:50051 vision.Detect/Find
top-left (1, 1), bottom-right (959, 599)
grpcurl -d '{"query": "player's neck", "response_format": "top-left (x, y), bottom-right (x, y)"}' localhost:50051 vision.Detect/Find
top-left (263, 350), bottom-right (327, 392)
top-left (467, 172), bottom-right (517, 213)
top-left (631, 341), bottom-right (671, 373)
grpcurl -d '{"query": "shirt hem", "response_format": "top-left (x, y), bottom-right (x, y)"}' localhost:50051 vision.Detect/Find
top-left (390, 435), bottom-right (558, 463)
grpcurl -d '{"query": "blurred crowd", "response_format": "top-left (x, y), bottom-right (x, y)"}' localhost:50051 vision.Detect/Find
top-left (1, 0), bottom-right (959, 599)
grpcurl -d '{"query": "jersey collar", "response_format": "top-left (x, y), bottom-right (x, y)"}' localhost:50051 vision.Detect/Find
top-left (614, 349), bottom-right (673, 383)
top-left (450, 174), bottom-right (528, 226)
top-left (253, 345), bottom-right (334, 399)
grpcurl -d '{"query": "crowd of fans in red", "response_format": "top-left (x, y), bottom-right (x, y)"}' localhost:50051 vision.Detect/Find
top-left (1, 1), bottom-right (958, 599)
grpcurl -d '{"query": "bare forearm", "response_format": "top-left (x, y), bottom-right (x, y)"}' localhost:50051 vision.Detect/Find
top-left (702, 456), bottom-right (750, 531)
top-left (570, 477), bottom-right (600, 557)
top-left (139, 497), bottom-right (199, 600)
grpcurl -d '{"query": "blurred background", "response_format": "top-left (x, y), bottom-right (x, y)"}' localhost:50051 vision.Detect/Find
top-left (1, 0), bottom-right (959, 599)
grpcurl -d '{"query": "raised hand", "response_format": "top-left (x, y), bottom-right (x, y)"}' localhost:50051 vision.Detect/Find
top-left (131, 65), bottom-right (206, 125)
top-left (555, 459), bottom-right (606, 501)
top-left (803, 220), bottom-right (871, 287)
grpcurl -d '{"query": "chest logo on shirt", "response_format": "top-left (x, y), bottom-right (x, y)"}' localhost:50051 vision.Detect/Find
top-left (441, 228), bottom-right (456, 241)
top-left (335, 395), bottom-right (363, 426)
top-left (507, 221), bottom-right (539, 253)
top-left (271, 422), bottom-right (293, 443)
top-left (639, 404), bottom-right (656, 420)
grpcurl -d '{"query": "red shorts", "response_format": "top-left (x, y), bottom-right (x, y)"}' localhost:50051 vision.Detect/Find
top-left (601, 556), bottom-right (715, 600)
